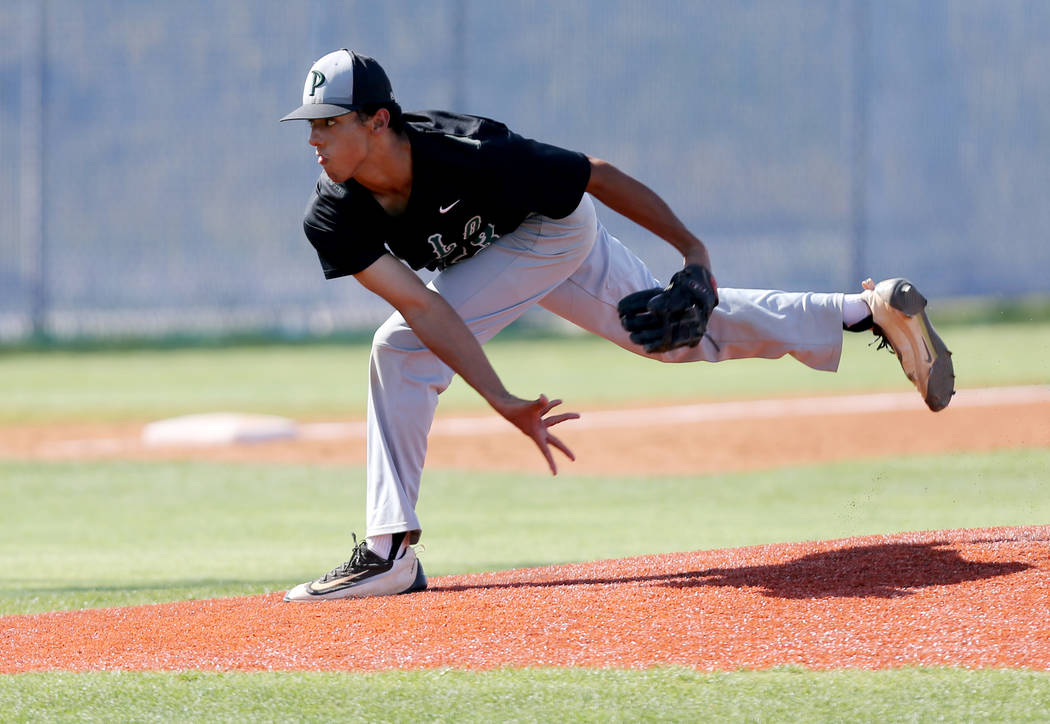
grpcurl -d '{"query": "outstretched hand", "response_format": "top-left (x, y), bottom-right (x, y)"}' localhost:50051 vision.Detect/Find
top-left (495, 394), bottom-right (579, 475)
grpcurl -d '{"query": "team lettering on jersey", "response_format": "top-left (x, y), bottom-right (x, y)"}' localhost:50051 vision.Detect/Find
top-left (426, 215), bottom-right (500, 269)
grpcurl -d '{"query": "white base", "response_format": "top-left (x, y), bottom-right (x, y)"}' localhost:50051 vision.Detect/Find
top-left (141, 412), bottom-right (298, 447)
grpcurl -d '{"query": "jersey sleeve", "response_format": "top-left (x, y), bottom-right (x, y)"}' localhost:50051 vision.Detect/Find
top-left (302, 179), bottom-right (388, 279)
top-left (488, 134), bottom-right (592, 219)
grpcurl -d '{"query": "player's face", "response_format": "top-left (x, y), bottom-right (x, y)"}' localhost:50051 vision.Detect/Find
top-left (308, 113), bottom-right (370, 183)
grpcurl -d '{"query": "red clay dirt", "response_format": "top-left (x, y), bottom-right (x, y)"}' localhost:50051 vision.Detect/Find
top-left (4, 398), bottom-right (1050, 476)
top-left (1, 392), bottom-right (1048, 672)
top-left (2, 526), bottom-right (1048, 673)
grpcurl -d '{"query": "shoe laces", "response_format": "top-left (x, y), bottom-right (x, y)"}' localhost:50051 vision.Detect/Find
top-left (870, 323), bottom-right (895, 354)
top-left (319, 533), bottom-right (387, 582)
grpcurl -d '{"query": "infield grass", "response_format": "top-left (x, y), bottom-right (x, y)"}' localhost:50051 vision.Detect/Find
top-left (3, 322), bottom-right (1048, 719)
top-left (0, 321), bottom-right (1047, 424)
top-left (3, 668), bottom-right (1050, 723)
top-left (2, 449), bottom-right (1048, 615)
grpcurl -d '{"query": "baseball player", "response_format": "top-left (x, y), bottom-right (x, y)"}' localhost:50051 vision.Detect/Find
top-left (279, 49), bottom-right (955, 601)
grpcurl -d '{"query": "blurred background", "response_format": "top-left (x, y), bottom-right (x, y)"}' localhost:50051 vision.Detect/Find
top-left (1, 0), bottom-right (1047, 344)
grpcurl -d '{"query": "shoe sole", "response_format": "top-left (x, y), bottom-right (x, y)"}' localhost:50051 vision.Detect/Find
top-left (882, 279), bottom-right (955, 412)
top-left (284, 549), bottom-right (427, 602)
top-left (406, 561), bottom-right (428, 593)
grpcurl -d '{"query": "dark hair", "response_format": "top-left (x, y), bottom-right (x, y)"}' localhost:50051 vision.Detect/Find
top-left (357, 101), bottom-right (404, 132)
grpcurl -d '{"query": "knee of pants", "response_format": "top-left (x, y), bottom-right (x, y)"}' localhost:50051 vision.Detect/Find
top-left (370, 315), bottom-right (455, 393)
top-left (372, 315), bottom-right (424, 355)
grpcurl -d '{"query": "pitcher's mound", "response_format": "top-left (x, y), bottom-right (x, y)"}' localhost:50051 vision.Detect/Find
top-left (3, 526), bottom-right (1048, 673)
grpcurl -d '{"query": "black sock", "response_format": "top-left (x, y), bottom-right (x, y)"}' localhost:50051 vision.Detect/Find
top-left (388, 531), bottom-right (408, 560)
top-left (844, 316), bottom-right (874, 333)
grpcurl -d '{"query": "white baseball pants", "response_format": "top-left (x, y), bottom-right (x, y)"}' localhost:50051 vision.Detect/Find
top-left (365, 194), bottom-right (845, 538)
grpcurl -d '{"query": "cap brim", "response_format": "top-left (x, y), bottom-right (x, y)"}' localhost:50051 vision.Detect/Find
top-left (279, 103), bottom-right (356, 122)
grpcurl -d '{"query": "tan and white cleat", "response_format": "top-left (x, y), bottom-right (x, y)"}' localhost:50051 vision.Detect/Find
top-left (860, 278), bottom-right (955, 411)
top-left (284, 536), bottom-right (427, 602)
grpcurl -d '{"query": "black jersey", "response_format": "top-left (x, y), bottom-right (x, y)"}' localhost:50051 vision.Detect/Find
top-left (302, 111), bottom-right (592, 278)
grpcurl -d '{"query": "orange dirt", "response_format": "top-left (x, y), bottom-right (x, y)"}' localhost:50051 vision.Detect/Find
top-left (3, 399), bottom-right (1050, 476)
top-left (1, 392), bottom-right (1048, 672)
top-left (2, 527), bottom-right (1047, 673)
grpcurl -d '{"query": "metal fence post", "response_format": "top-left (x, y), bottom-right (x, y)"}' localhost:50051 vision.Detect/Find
top-left (849, 0), bottom-right (870, 288)
top-left (20, 0), bottom-right (47, 339)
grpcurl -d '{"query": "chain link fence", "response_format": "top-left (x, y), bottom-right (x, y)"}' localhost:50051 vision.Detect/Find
top-left (1, 0), bottom-right (1047, 341)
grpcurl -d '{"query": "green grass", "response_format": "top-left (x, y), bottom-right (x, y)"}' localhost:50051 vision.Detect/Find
top-left (2, 322), bottom-right (1048, 719)
top-left (2, 449), bottom-right (1048, 616)
top-left (2, 668), bottom-right (1050, 723)
top-left (1, 321), bottom-right (1047, 424)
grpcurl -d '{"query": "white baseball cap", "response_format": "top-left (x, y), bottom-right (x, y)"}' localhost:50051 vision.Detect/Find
top-left (280, 49), bottom-right (396, 121)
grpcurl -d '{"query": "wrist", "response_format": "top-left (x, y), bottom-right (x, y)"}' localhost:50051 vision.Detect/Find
top-left (680, 239), bottom-right (711, 271)
top-left (485, 389), bottom-right (518, 414)
top-left (684, 251), bottom-right (712, 272)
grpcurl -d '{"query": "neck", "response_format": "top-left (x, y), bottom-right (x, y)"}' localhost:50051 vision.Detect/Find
top-left (355, 130), bottom-right (412, 210)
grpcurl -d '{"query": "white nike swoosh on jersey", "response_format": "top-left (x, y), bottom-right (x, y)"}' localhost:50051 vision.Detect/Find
top-left (439, 200), bottom-right (461, 214)
top-left (445, 135), bottom-right (481, 148)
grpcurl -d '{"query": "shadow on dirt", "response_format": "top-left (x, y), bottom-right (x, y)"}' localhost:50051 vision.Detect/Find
top-left (434, 540), bottom-right (1034, 599)
top-left (664, 541), bottom-right (1033, 599)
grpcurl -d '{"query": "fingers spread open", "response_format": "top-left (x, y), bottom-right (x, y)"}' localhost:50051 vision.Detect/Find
top-left (539, 397), bottom-right (561, 415)
top-left (507, 395), bottom-right (579, 476)
top-left (547, 433), bottom-right (575, 462)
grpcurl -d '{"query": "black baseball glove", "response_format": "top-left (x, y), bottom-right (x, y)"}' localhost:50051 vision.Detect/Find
top-left (617, 264), bottom-right (719, 354)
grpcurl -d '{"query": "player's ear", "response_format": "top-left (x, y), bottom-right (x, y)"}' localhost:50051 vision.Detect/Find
top-left (371, 108), bottom-right (390, 133)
